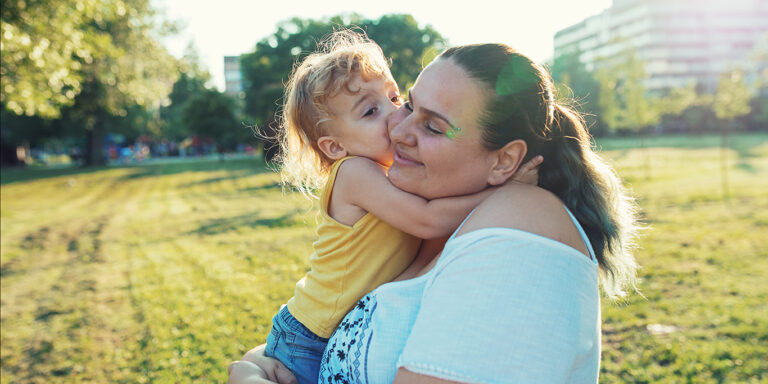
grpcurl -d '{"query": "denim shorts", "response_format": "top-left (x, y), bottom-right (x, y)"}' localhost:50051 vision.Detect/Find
top-left (265, 305), bottom-right (329, 384)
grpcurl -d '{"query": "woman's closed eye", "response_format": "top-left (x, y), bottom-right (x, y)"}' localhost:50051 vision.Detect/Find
top-left (403, 101), bottom-right (442, 135)
top-left (423, 121), bottom-right (443, 135)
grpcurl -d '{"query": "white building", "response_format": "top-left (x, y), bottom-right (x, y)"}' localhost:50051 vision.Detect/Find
top-left (554, 0), bottom-right (768, 93)
top-left (224, 56), bottom-right (243, 98)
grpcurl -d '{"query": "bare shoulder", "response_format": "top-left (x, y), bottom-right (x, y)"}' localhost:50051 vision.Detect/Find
top-left (329, 157), bottom-right (388, 225)
top-left (334, 157), bottom-right (388, 197)
top-left (455, 182), bottom-right (588, 255)
top-left (336, 156), bottom-right (387, 180)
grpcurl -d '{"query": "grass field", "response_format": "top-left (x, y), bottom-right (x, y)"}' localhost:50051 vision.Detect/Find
top-left (1, 133), bottom-right (767, 383)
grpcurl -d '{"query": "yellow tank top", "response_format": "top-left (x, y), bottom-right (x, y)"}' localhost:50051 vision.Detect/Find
top-left (286, 157), bottom-right (421, 337)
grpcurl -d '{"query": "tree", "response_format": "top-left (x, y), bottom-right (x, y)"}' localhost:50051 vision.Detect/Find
top-left (594, 48), bottom-right (662, 135)
top-left (550, 51), bottom-right (603, 134)
top-left (182, 89), bottom-right (243, 152)
top-left (2, 0), bottom-right (91, 118)
top-left (594, 48), bottom-right (663, 179)
top-left (160, 45), bottom-right (211, 141)
top-left (239, 13), bottom-right (446, 162)
top-left (361, 14), bottom-right (445, 90)
top-left (1, 0), bottom-right (179, 165)
top-left (713, 70), bottom-right (752, 198)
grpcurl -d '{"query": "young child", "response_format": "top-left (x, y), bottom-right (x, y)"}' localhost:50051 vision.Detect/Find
top-left (263, 31), bottom-right (536, 384)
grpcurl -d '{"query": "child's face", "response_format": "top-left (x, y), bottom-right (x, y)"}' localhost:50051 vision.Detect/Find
top-left (323, 73), bottom-right (402, 167)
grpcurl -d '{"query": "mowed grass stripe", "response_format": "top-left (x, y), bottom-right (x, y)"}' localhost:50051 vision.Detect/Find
top-left (1, 169), bottom-right (150, 382)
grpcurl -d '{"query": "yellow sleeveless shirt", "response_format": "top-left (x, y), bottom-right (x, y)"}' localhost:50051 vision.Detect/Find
top-left (286, 157), bottom-right (421, 337)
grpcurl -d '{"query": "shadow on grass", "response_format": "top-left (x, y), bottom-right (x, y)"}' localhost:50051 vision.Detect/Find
top-left (596, 132), bottom-right (768, 156)
top-left (597, 132), bottom-right (768, 175)
top-left (1, 157), bottom-right (272, 185)
top-left (0, 165), bottom-right (111, 185)
top-left (178, 172), bottom-right (253, 188)
top-left (239, 182), bottom-right (283, 193)
top-left (190, 210), bottom-right (304, 236)
top-left (118, 157), bottom-right (271, 181)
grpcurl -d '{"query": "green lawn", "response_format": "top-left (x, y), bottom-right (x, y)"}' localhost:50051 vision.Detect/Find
top-left (1, 133), bottom-right (767, 383)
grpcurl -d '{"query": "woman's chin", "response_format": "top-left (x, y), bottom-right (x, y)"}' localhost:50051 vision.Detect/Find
top-left (387, 166), bottom-right (420, 194)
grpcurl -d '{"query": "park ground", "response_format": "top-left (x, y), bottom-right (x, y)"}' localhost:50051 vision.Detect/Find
top-left (1, 133), bottom-right (767, 383)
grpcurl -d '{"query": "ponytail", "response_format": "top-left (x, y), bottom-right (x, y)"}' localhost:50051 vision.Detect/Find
top-left (540, 104), bottom-right (639, 297)
top-left (439, 44), bottom-right (640, 298)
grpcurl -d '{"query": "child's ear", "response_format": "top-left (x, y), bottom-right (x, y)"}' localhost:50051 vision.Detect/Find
top-left (487, 139), bottom-right (527, 186)
top-left (317, 136), bottom-right (348, 161)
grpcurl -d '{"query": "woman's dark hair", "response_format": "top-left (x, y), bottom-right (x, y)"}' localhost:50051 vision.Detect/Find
top-left (439, 44), bottom-right (639, 298)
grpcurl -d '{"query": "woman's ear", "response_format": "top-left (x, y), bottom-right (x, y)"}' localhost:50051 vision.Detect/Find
top-left (317, 136), bottom-right (348, 160)
top-left (487, 139), bottom-right (527, 186)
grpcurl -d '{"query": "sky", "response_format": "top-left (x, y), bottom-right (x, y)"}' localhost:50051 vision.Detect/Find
top-left (156, 0), bottom-right (613, 91)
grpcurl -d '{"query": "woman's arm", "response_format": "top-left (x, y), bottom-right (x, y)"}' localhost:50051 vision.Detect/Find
top-left (393, 369), bottom-right (463, 383)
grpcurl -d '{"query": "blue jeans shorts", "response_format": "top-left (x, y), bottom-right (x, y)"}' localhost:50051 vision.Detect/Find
top-left (265, 305), bottom-right (329, 384)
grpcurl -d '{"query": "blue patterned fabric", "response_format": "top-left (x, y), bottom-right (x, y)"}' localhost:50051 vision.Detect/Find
top-left (318, 294), bottom-right (377, 384)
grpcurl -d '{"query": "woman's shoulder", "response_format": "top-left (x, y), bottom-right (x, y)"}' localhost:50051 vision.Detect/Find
top-left (455, 182), bottom-right (589, 256)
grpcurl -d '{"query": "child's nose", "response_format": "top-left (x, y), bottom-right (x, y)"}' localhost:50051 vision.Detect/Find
top-left (387, 105), bottom-right (408, 135)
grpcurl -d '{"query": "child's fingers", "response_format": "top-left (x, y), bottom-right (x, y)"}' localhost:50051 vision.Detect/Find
top-left (273, 365), bottom-right (298, 384)
top-left (519, 155), bottom-right (543, 173)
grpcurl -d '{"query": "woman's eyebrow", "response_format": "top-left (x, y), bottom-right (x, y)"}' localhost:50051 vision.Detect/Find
top-left (408, 89), bottom-right (456, 128)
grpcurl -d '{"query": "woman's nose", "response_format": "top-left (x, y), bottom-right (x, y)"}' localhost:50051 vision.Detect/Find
top-left (388, 105), bottom-right (408, 132)
top-left (388, 106), bottom-right (415, 145)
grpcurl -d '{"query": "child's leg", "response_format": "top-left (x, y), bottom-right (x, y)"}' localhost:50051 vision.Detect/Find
top-left (265, 305), bottom-right (328, 384)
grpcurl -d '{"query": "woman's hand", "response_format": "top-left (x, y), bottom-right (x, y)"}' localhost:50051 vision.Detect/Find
top-left (227, 344), bottom-right (297, 384)
top-left (511, 155), bottom-right (543, 186)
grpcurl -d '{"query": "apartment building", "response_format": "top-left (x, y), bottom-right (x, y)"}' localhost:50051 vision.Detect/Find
top-left (224, 56), bottom-right (243, 97)
top-left (554, 0), bottom-right (768, 93)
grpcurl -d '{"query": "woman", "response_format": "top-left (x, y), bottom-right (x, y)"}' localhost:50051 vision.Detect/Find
top-left (229, 43), bottom-right (639, 383)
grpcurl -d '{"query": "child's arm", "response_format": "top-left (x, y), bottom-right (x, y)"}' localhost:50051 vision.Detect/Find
top-left (332, 157), bottom-right (496, 239)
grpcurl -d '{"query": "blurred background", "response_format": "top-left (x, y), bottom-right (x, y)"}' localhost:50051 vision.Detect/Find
top-left (1, 0), bottom-right (767, 382)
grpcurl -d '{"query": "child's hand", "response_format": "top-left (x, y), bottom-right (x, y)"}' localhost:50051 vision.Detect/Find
top-left (228, 344), bottom-right (297, 384)
top-left (511, 155), bottom-right (543, 186)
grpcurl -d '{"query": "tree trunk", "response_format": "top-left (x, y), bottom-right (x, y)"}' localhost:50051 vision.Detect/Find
top-left (720, 124), bottom-right (729, 200)
top-left (85, 113), bottom-right (107, 166)
top-left (640, 127), bottom-right (651, 180)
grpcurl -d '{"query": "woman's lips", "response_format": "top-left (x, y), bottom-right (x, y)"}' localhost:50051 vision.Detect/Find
top-left (394, 149), bottom-right (422, 166)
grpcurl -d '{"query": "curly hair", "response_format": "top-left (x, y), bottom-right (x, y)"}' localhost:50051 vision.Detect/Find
top-left (277, 29), bottom-right (393, 196)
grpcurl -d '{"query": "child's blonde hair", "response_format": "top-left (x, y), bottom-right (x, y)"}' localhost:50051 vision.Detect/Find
top-left (278, 29), bottom-right (393, 196)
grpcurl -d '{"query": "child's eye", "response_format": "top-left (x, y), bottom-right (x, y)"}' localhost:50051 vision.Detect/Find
top-left (363, 107), bottom-right (378, 117)
top-left (391, 95), bottom-right (403, 105)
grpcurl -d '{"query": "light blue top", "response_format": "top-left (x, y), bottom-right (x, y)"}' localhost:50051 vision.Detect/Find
top-left (318, 208), bottom-right (600, 384)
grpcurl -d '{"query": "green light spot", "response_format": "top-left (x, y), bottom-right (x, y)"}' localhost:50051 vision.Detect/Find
top-left (495, 56), bottom-right (538, 96)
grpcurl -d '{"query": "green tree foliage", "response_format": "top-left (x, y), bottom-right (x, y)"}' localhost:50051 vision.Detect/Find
top-left (239, 14), bottom-right (445, 161)
top-left (714, 70), bottom-right (752, 123)
top-left (362, 14), bottom-right (445, 90)
top-left (713, 69), bottom-right (752, 198)
top-left (550, 51), bottom-right (603, 134)
top-left (159, 46), bottom-right (211, 141)
top-left (2, 0), bottom-right (92, 118)
top-left (595, 49), bottom-right (662, 134)
top-left (182, 89), bottom-right (243, 151)
top-left (1, 0), bottom-right (178, 165)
